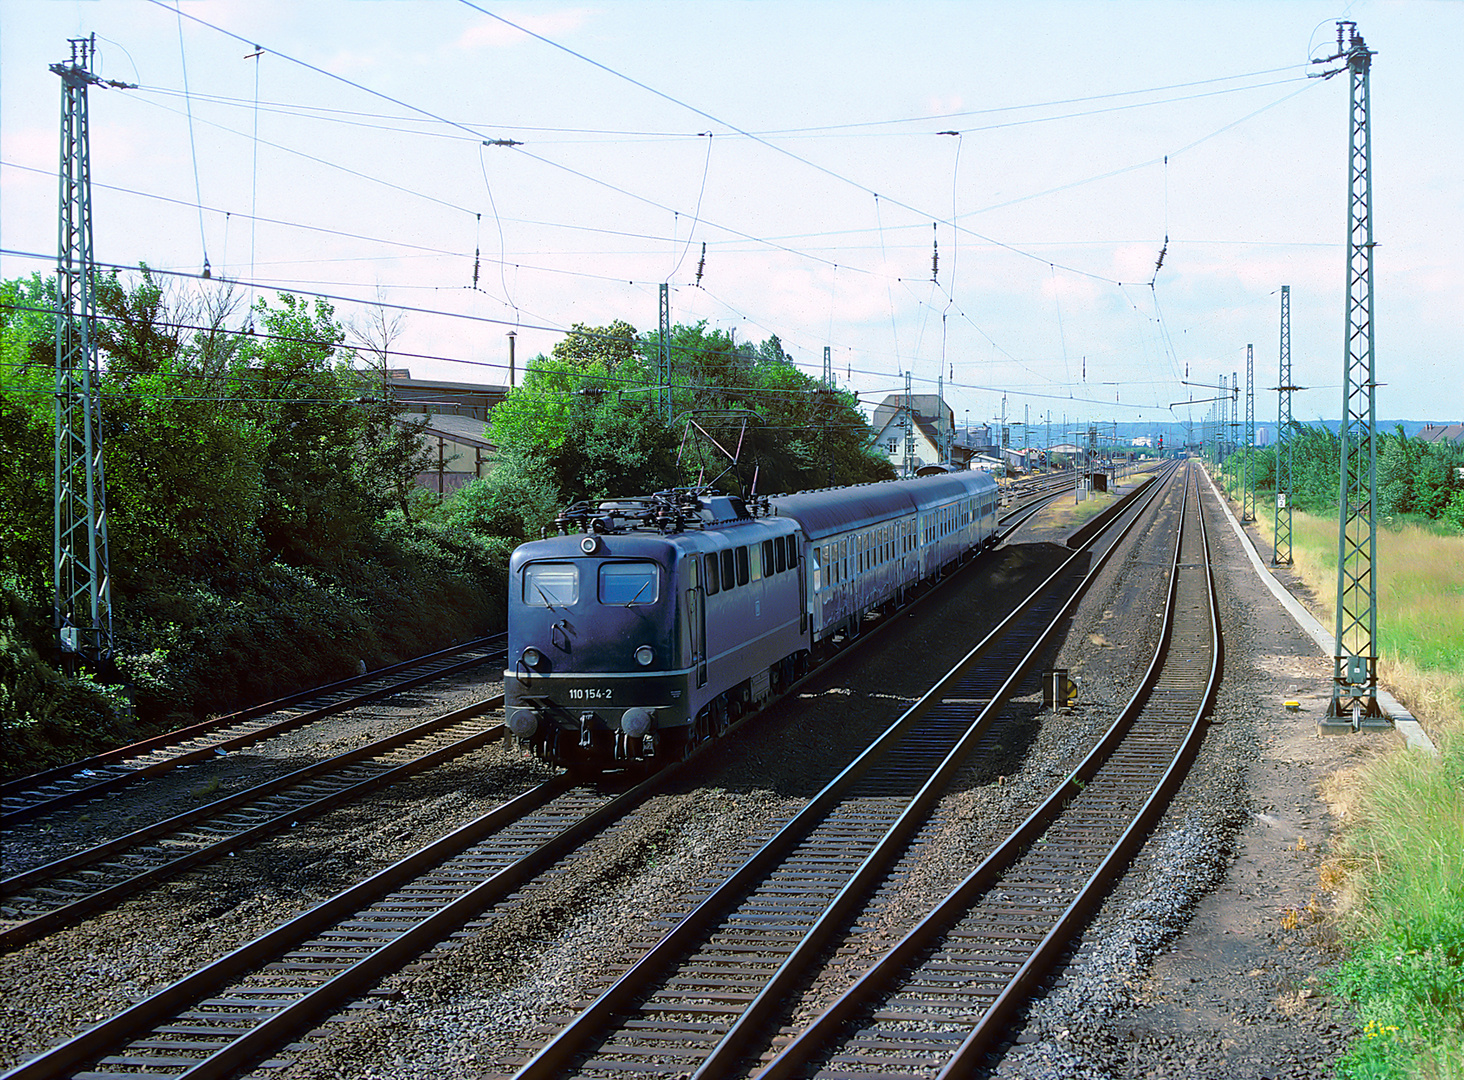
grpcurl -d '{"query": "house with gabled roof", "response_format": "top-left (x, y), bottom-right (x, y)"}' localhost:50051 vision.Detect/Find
top-left (1418, 423), bottom-right (1464, 446)
top-left (869, 393), bottom-right (956, 476)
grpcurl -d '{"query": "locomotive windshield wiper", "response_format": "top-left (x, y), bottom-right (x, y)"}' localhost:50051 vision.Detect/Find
top-left (623, 580), bottom-right (651, 607)
top-left (533, 582), bottom-right (560, 609)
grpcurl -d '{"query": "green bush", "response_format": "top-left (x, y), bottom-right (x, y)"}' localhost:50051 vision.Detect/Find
top-left (2, 591), bottom-right (136, 776)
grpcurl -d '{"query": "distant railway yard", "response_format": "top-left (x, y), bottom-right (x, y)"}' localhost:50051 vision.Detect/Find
top-left (2, 462), bottom-right (1418, 1080)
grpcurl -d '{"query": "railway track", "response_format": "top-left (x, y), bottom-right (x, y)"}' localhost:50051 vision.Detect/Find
top-left (0, 695), bottom-right (505, 949)
top-left (0, 753), bottom-right (683, 1080)
top-left (496, 463), bottom-right (1183, 1079)
top-left (756, 461), bottom-right (1218, 1079)
top-left (0, 476), bottom-right (1092, 958)
top-left (0, 637), bottom-right (506, 828)
top-left (0, 466), bottom-right (1179, 1080)
top-left (0, 472), bottom-right (1088, 955)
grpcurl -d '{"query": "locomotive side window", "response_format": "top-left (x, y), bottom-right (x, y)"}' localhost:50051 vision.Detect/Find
top-left (763, 539), bottom-right (775, 576)
top-left (721, 549), bottom-right (736, 590)
top-left (785, 537), bottom-right (796, 569)
top-left (523, 563), bottom-right (578, 607)
top-left (774, 536), bottom-right (786, 572)
top-left (736, 545), bottom-right (750, 586)
top-left (705, 552), bottom-right (720, 595)
top-left (598, 561), bottom-right (659, 605)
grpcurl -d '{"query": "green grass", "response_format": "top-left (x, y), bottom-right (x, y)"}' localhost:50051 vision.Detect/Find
top-left (1326, 722), bottom-right (1464, 1080)
top-left (1213, 468), bottom-right (1464, 1078)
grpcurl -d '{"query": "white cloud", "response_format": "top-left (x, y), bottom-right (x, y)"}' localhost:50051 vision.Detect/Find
top-left (453, 8), bottom-right (594, 52)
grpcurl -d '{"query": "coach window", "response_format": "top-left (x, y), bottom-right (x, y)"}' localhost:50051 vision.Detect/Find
top-left (705, 552), bottom-right (720, 595)
top-left (736, 545), bottom-right (750, 586)
top-left (524, 563), bottom-right (578, 607)
top-left (599, 561), bottom-right (659, 605)
top-left (721, 548), bottom-right (736, 590)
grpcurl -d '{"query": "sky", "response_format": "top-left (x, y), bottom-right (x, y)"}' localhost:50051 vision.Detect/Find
top-left (2, 0), bottom-right (1461, 441)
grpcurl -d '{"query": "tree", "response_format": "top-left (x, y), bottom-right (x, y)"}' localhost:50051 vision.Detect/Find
top-left (350, 298), bottom-right (433, 521)
top-left (644, 321), bottom-right (892, 494)
top-left (87, 269), bottom-right (266, 573)
top-left (489, 321), bottom-right (682, 506)
top-left (0, 275), bottom-right (56, 606)
top-left (232, 293), bottom-right (378, 562)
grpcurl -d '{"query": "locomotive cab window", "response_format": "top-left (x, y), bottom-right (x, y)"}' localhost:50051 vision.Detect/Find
top-left (705, 553), bottom-right (720, 595)
top-left (785, 537), bottom-right (796, 569)
top-left (598, 561), bottom-right (659, 605)
top-left (523, 563), bottom-right (579, 607)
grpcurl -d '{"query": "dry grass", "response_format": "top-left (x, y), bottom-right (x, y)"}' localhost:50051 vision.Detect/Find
top-left (1030, 489), bottom-right (1115, 532)
top-left (1249, 503), bottom-right (1464, 729)
top-left (1380, 656), bottom-right (1464, 730)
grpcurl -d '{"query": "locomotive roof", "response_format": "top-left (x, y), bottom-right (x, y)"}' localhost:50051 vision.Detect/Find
top-left (770, 471), bottom-right (996, 539)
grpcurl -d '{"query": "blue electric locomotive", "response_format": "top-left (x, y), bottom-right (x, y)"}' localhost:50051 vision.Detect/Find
top-left (505, 470), bottom-right (1001, 768)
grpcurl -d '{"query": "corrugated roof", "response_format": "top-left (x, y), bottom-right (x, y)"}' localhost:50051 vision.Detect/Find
top-left (400, 413), bottom-right (495, 449)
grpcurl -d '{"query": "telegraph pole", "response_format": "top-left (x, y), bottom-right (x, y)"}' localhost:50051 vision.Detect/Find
top-left (902, 370), bottom-right (916, 477)
top-left (52, 35), bottom-right (115, 670)
top-left (1230, 370), bottom-right (1240, 499)
top-left (1273, 286), bottom-right (1297, 565)
top-left (1243, 344), bottom-right (1256, 522)
top-left (1217, 374), bottom-right (1227, 481)
top-left (1316, 22), bottom-right (1383, 724)
top-left (657, 283), bottom-right (672, 421)
top-left (1024, 404), bottom-right (1030, 474)
top-left (937, 373), bottom-right (946, 464)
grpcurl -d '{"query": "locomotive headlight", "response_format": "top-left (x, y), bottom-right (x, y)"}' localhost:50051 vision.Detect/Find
top-left (522, 646), bottom-right (544, 670)
top-left (635, 645), bottom-right (655, 666)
